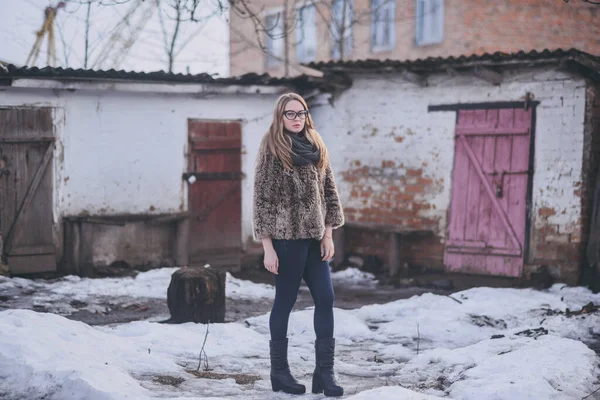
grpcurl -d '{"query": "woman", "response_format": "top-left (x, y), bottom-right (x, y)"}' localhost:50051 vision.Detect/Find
top-left (252, 93), bottom-right (345, 397)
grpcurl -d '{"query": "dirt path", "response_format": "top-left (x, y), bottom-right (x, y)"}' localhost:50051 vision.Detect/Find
top-left (0, 268), bottom-right (448, 326)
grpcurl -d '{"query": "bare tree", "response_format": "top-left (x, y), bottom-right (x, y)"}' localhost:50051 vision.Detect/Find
top-left (563, 0), bottom-right (600, 4)
top-left (228, 0), bottom-right (399, 75)
top-left (157, 0), bottom-right (220, 72)
top-left (84, 1), bottom-right (92, 68)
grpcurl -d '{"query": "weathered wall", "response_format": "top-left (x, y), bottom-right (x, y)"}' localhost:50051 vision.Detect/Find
top-left (0, 87), bottom-right (280, 266)
top-left (230, 0), bottom-right (600, 77)
top-left (312, 67), bottom-right (587, 283)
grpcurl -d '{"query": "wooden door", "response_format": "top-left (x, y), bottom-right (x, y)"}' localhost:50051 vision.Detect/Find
top-left (444, 108), bottom-right (533, 277)
top-left (187, 120), bottom-right (242, 269)
top-left (0, 108), bottom-right (56, 274)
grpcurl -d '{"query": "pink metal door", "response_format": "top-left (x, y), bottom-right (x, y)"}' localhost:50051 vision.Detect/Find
top-left (444, 108), bottom-right (533, 277)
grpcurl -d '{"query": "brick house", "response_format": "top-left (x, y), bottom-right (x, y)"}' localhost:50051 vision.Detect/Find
top-left (307, 49), bottom-right (600, 286)
top-left (229, 0), bottom-right (600, 77)
top-left (2, 50), bottom-right (599, 288)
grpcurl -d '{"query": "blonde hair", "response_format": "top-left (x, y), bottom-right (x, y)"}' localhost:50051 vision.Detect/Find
top-left (260, 93), bottom-right (329, 171)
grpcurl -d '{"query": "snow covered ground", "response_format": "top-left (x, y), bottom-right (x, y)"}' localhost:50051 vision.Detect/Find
top-left (1, 267), bottom-right (600, 399)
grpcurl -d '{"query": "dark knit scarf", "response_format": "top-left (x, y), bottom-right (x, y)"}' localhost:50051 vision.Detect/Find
top-left (286, 130), bottom-right (320, 166)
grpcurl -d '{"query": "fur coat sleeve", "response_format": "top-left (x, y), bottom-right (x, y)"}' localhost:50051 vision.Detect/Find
top-left (324, 163), bottom-right (345, 228)
top-left (252, 148), bottom-right (278, 240)
top-left (252, 145), bottom-right (345, 240)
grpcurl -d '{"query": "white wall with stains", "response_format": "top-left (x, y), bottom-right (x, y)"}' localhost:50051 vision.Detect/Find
top-left (0, 87), bottom-right (280, 247)
top-left (312, 67), bottom-right (586, 265)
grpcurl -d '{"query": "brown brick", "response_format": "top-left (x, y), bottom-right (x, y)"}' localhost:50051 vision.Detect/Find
top-left (545, 234), bottom-right (570, 244)
top-left (537, 225), bottom-right (559, 235)
top-left (405, 184), bottom-right (426, 194)
top-left (406, 169), bottom-right (423, 177)
top-left (538, 207), bottom-right (557, 217)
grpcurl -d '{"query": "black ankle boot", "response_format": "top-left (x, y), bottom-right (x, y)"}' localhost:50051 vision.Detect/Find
top-left (312, 337), bottom-right (343, 397)
top-left (269, 339), bottom-right (306, 394)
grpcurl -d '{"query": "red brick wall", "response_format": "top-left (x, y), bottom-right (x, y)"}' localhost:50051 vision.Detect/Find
top-left (339, 159), bottom-right (446, 272)
top-left (230, 0), bottom-right (600, 77)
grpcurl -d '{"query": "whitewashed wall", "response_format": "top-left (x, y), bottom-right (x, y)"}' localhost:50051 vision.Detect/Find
top-left (0, 88), bottom-right (279, 248)
top-left (312, 67), bottom-right (586, 262)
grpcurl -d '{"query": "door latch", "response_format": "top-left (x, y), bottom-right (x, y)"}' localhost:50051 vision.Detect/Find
top-left (496, 184), bottom-right (503, 198)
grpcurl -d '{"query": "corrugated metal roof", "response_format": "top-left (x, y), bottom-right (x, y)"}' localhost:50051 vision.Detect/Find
top-left (2, 49), bottom-right (599, 89)
top-left (0, 63), bottom-right (320, 88)
top-left (307, 48), bottom-right (600, 78)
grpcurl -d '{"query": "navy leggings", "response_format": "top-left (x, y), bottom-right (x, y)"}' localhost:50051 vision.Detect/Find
top-left (269, 239), bottom-right (335, 341)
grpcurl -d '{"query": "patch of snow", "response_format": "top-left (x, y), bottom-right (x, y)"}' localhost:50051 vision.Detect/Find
top-left (226, 272), bottom-right (274, 300)
top-left (0, 309), bottom-right (180, 400)
top-left (330, 267), bottom-right (378, 287)
top-left (345, 386), bottom-right (446, 399)
top-left (2, 274), bottom-right (600, 399)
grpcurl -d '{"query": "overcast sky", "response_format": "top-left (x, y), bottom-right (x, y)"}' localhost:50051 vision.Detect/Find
top-left (0, 0), bottom-right (231, 77)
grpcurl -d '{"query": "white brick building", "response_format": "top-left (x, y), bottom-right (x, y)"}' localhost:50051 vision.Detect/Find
top-left (309, 49), bottom-right (600, 285)
top-left (1, 49), bottom-right (599, 287)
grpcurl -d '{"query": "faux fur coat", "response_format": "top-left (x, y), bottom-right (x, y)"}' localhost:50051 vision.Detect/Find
top-left (252, 145), bottom-right (345, 240)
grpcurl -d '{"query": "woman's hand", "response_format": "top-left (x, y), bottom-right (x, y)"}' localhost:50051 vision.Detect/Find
top-left (321, 235), bottom-right (335, 261)
top-left (263, 245), bottom-right (279, 275)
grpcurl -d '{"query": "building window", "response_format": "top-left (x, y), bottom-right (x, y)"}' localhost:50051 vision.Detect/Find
top-left (265, 11), bottom-right (284, 68)
top-left (415, 0), bottom-right (444, 46)
top-left (331, 0), bottom-right (353, 60)
top-left (296, 5), bottom-right (317, 63)
top-left (371, 0), bottom-right (396, 52)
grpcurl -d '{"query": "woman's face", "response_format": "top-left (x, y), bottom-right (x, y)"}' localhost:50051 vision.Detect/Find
top-left (282, 100), bottom-right (307, 134)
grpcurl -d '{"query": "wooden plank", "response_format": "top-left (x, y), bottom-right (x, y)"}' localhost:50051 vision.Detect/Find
top-left (10, 244), bottom-right (55, 256)
top-left (3, 141), bottom-right (53, 254)
top-left (459, 135), bottom-right (521, 253)
top-left (186, 171), bottom-right (244, 181)
top-left (455, 127), bottom-right (529, 136)
top-left (343, 221), bottom-right (433, 234)
top-left (0, 108), bottom-right (20, 138)
top-left (476, 111), bottom-right (498, 245)
top-left (0, 137), bottom-right (55, 143)
top-left (445, 246), bottom-right (521, 256)
top-left (508, 108), bottom-right (532, 253)
top-left (464, 133), bottom-right (485, 242)
top-left (448, 110), bottom-right (474, 245)
top-left (446, 240), bottom-right (486, 248)
top-left (7, 254), bottom-right (56, 274)
top-left (389, 232), bottom-right (401, 277)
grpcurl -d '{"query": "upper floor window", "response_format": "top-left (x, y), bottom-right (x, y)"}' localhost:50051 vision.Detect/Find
top-left (265, 10), bottom-right (284, 68)
top-left (415, 0), bottom-right (444, 46)
top-left (296, 5), bottom-right (317, 63)
top-left (371, 0), bottom-right (396, 52)
top-left (331, 0), bottom-right (353, 60)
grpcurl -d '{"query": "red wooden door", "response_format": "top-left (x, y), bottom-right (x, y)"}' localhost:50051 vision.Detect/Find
top-left (187, 120), bottom-right (242, 269)
top-left (444, 108), bottom-right (533, 277)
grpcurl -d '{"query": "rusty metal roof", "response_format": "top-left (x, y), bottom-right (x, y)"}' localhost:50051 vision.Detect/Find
top-left (307, 48), bottom-right (600, 80)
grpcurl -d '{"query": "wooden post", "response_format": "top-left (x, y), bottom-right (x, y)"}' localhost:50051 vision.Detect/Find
top-left (389, 232), bottom-right (401, 277)
top-left (174, 217), bottom-right (189, 267)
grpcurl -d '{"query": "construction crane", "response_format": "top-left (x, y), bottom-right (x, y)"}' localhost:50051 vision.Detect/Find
top-left (25, 2), bottom-right (66, 67)
top-left (90, 0), bottom-right (157, 70)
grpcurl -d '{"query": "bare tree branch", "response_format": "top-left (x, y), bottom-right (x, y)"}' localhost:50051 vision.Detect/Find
top-left (564, 0), bottom-right (600, 4)
top-left (84, 1), bottom-right (92, 68)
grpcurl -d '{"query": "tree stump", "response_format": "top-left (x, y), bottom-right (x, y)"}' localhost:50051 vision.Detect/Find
top-left (166, 266), bottom-right (226, 323)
